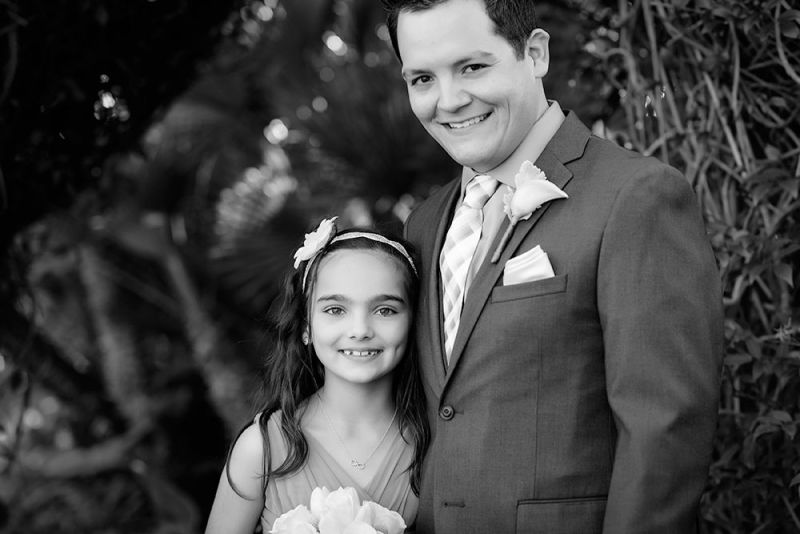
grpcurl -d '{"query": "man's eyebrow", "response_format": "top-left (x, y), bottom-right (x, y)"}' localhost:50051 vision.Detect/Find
top-left (460, 51), bottom-right (495, 61)
top-left (401, 51), bottom-right (496, 78)
top-left (401, 66), bottom-right (428, 79)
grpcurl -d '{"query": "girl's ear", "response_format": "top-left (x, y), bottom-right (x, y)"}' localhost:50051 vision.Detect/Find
top-left (526, 28), bottom-right (550, 78)
top-left (302, 326), bottom-right (310, 346)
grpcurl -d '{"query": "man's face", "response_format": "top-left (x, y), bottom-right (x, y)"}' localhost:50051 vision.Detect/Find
top-left (397, 0), bottom-right (548, 173)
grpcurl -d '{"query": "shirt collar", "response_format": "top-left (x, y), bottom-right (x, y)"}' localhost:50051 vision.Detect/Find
top-left (460, 100), bottom-right (565, 192)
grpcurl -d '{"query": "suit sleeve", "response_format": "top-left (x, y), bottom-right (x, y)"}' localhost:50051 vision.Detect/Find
top-left (597, 165), bottom-right (723, 533)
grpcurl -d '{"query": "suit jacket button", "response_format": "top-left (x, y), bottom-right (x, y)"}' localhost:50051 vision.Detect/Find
top-left (439, 405), bottom-right (454, 420)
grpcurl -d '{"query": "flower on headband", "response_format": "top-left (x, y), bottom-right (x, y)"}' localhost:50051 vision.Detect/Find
top-left (293, 217), bottom-right (338, 269)
top-left (490, 161), bottom-right (568, 263)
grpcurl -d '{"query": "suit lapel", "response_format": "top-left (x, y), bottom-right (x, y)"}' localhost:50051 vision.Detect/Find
top-left (443, 112), bottom-right (590, 383)
top-left (425, 180), bottom-right (461, 390)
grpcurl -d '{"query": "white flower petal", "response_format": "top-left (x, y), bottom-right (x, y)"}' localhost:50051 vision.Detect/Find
top-left (293, 217), bottom-right (338, 269)
top-left (270, 504), bottom-right (317, 534)
top-left (310, 486), bottom-right (331, 518)
top-left (354, 501), bottom-right (406, 534)
top-left (511, 180), bottom-right (568, 219)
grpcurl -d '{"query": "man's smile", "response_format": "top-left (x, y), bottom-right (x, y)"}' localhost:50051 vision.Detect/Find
top-left (442, 112), bottom-right (491, 130)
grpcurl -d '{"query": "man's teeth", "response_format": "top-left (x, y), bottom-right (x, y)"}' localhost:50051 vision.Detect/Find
top-left (449, 114), bottom-right (488, 129)
top-left (341, 350), bottom-right (381, 357)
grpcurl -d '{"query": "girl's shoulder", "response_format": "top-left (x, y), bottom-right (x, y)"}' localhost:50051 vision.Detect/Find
top-left (229, 411), bottom-right (286, 473)
top-left (229, 418), bottom-right (268, 472)
top-left (223, 417), bottom-right (271, 500)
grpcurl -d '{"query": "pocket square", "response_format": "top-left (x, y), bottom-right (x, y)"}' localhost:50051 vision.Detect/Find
top-left (503, 245), bottom-right (555, 286)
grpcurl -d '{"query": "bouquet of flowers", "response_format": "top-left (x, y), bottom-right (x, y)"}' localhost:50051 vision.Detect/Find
top-left (270, 486), bottom-right (406, 534)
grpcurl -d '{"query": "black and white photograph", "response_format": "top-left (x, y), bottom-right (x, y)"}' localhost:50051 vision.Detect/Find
top-left (1, 1), bottom-right (798, 532)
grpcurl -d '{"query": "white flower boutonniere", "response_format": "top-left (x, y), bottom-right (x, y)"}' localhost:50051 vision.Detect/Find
top-left (490, 161), bottom-right (568, 263)
top-left (293, 217), bottom-right (338, 269)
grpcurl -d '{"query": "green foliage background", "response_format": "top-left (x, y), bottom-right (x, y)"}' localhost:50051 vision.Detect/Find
top-left (0, 0), bottom-right (798, 532)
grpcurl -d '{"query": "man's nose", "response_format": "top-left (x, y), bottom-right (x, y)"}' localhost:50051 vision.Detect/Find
top-left (437, 78), bottom-right (470, 113)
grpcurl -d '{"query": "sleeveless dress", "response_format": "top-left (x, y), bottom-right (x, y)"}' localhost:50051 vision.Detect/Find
top-left (258, 410), bottom-right (418, 531)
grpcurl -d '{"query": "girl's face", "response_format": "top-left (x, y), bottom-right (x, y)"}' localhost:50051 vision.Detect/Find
top-left (308, 248), bottom-right (411, 388)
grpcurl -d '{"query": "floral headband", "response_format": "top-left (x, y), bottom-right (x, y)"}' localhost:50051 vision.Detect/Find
top-left (293, 217), bottom-right (418, 291)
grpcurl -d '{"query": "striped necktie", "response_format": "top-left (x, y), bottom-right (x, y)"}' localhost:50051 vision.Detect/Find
top-left (439, 174), bottom-right (499, 361)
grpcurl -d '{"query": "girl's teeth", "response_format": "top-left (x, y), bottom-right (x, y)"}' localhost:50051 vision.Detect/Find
top-left (342, 350), bottom-right (379, 356)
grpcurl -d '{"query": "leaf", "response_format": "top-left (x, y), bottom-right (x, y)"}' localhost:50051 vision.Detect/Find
top-left (769, 97), bottom-right (788, 109)
top-left (780, 178), bottom-right (800, 199)
top-left (752, 423), bottom-right (779, 440)
top-left (774, 262), bottom-right (794, 288)
top-left (779, 10), bottom-right (800, 38)
top-left (745, 338), bottom-right (763, 360)
top-left (764, 145), bottom-right (781, 160)
top-left (712, 7), bottom-right (732, 19)
top-left (767, 410), bottom-right (793, 425)
top-left (724, 353), bottom-right (753, 369)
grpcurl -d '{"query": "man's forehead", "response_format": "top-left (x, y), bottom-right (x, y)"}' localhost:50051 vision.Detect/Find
top-left (396, 2), bottom-right (493, 45)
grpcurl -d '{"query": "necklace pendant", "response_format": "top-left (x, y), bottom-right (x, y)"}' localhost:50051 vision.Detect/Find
top-left (351, 459), bottom-right (366, 470)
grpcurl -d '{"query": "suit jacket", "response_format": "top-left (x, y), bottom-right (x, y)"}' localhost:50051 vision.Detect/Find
top-left (405, 112), bottom-right (723, 534)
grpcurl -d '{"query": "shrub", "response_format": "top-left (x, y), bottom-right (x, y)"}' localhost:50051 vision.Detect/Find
top-left (583, 0), bottom-right (800, 530)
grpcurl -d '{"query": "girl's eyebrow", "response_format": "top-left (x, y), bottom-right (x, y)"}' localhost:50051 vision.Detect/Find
top-left (315, 294), bottom-right (407, 304)
top-left (315, 294), bottom-right (347, 303)
top-left (374, 294), bottom-right (408, 305)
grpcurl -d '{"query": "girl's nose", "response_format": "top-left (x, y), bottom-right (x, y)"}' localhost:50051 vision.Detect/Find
top-left (348, 312), bottom-right (373, 340)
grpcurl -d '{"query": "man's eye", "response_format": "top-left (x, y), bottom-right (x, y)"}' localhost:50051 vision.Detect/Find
top-left (411, 74), bottom-right (432, 86)
top-left (464, 64), bottom-right (486, 73)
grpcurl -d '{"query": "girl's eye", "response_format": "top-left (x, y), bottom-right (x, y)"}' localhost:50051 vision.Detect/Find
top-left (375, 307), bottom-right (397, 317)
top-left (323, 306), bottom-right (345, 316)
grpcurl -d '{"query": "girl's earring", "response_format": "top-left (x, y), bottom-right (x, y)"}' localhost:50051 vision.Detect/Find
top-left (302, 332), bottom-right (310, 345)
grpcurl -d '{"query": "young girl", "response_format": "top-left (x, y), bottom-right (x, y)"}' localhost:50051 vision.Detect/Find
top-left (205, 218), bottom-right (429, 533)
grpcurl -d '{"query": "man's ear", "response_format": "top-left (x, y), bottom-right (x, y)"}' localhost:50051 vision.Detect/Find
top-left (526, 28), bottom-right (550, 78)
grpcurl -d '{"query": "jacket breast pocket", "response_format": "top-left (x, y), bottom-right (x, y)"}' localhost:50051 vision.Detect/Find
top-left (490, 274), bottom-right (568, 303)
top-left (516, 496), bottom-right (606, 534)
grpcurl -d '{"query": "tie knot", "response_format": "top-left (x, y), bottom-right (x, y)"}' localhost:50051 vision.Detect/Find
top-left (463, 174), bottom-right (498, 209)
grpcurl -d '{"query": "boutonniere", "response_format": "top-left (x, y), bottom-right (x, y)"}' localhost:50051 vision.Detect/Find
top-left (293, 216), bottom-right (338, 269)
top-left (490, 161), bottom-right (568, 263)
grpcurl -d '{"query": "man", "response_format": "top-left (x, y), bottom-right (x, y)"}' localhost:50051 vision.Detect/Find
top-left (382, 0), bottom-right (724, 532)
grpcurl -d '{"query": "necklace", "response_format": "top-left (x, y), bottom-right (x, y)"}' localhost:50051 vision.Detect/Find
top-left (316, 393), bottom-right (398, 471)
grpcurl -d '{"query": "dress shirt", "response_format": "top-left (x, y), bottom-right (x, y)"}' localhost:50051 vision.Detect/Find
top-left (460, 101), bottom-right (566, 290)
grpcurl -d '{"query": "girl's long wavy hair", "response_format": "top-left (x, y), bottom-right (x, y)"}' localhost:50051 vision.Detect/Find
top-left (226, 227), bottom-right (429, 496)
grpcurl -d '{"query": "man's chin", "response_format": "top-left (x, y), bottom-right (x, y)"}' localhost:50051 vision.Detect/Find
top-left (443, 148), bottom-right (493, 172)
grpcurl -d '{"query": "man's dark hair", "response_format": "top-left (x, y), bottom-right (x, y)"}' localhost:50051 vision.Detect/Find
top-left (382, 0), bottom-right (538, 61)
